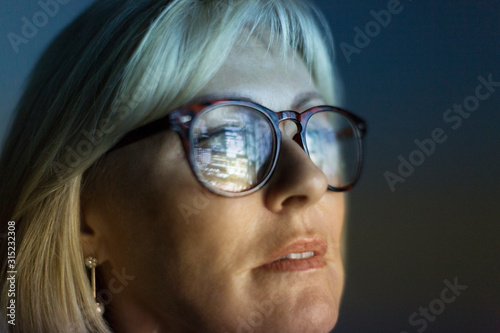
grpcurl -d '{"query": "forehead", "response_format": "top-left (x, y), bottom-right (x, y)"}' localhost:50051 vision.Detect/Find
top-left (195, 37), bottom-right (319, 111)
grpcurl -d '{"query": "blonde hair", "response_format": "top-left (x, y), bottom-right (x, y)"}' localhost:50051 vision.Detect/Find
top-left (0, 0), bottom-right (340, 331)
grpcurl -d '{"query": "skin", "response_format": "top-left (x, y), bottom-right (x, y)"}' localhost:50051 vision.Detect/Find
top-left (81, 38), bottom-right (345, 333)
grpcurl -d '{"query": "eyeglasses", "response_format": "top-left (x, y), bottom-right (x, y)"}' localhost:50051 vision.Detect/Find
top-left (110, 99), bottom-right (366, 196)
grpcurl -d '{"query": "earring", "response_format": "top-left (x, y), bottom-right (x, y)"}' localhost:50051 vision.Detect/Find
top-left (85, 256), bottom-right (105, 315)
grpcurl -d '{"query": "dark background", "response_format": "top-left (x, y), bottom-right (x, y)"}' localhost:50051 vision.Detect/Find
top-left (1, 1), bottom-right (499, 332)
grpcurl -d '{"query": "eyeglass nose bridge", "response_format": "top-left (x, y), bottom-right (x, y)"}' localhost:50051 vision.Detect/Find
top-left (277, 110), bottom-right (299, 121)
top-left (276, 110), bottom-right (305, 147)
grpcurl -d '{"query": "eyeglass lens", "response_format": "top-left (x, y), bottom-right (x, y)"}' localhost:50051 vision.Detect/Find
top-left (192, 105), bottom-right (276, 192)
top-left (191, 104), bottom-right (360, 193)
top-left (305, 112), bottom-right (360, 189)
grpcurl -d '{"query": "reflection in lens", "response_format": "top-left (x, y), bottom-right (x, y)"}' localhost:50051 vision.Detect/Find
top-left (305, 111), bottom-right (359, 188)
top-left (192, 105), bottom-right (275, 193)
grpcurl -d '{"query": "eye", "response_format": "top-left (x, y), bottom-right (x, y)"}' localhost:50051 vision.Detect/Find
top-left (197, 126), bottom-right (229, 146)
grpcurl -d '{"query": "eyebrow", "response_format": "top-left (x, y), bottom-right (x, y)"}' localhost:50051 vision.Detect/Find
top-left (190, 91), bottom-right (325, 111)
top-left (189, 93), bottom-right (254, 106)
top-left (291, 91), bottom-right (325, 110)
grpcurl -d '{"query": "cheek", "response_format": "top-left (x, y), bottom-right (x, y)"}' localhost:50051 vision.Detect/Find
top-left (95, 135), bottom-right (200, 291)
top-left (315, 193), bottom-right (345, 247)
top-left (97, 136), bottom-right (261, 310)
top-left (332, 194), bottom-right (346, 239)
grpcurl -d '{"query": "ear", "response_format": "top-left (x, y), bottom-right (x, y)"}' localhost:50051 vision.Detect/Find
top-left (80, 202), bottom-right (110, 264)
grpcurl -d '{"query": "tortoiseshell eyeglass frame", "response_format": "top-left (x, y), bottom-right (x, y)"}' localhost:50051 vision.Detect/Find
top-left (108, 99), bottom-right (366, 196)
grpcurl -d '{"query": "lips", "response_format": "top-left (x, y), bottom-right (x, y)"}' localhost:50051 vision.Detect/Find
top-left (259, 238), bottom-right (327, 272)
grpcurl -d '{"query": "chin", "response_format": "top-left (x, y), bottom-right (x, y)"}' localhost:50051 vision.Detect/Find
top-left (238, 295), bottom-right (340, 333)
top-left (255, 309), bottom-right (338, 333)
top-left (202, 291), bottom-right (340, 333)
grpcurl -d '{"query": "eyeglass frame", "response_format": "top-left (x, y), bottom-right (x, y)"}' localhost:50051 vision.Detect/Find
top-left (108, 99), bottom-right (367, 196)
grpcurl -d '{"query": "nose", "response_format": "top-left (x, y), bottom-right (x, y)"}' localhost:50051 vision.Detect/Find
top-left (279, 119), bottom-right (299, 138)
top-left (263, 127), bottom-right (329, 213)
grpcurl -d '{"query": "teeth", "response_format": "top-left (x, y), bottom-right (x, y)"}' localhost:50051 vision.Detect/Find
top-left (280, 251), bottom-right (315, 260)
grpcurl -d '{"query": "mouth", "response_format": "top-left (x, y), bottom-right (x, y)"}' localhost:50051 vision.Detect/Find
top-left (279, 251), bottom-right (315, 260)
top-left (259, 238), bottom-right (327, 272)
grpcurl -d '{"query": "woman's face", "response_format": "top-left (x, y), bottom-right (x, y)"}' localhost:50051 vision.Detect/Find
top-left (83, 39), bottom-right (345, 333)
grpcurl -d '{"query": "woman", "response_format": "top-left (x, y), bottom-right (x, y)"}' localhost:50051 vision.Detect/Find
top-left (0, 0), bottom-right (365, 332)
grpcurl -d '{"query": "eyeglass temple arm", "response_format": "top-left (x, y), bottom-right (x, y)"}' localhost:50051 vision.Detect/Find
top-left (107, 114), bottom-right (173, 153)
